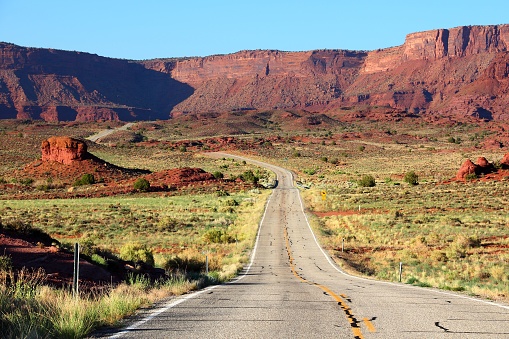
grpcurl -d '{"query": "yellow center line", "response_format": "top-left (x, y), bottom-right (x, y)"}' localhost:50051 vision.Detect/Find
top-left (363, 318), bottom-right (376, 333)
top-left (283, 225), bottom-right (375, 338)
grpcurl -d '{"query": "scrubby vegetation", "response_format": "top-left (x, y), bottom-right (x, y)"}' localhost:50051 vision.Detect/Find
top-left (0, 266), bottom-right (200, 338)
top-left (133, 178), bottom-right (150, 191)
top-left (2, 116), bottom-right (509, 336)
top-left (74, 173), bottom-right (95, 186)
top-left (0, 189), bottom-right (270, 338)
top-left (302, 180), bottom-right (509, 301)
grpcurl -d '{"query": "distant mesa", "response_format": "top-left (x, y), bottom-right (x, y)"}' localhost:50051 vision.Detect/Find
top-left (1, 24), bottom-right (509, 122)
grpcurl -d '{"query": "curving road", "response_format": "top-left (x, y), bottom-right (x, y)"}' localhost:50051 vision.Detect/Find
top-left (86, 122), bottom-right (135, 143)
top-left (107, 153), bottom-right (509, 338)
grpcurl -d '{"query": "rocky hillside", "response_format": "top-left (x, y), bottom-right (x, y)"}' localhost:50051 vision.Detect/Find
top-left (1, 24), bottom-right (509, 121)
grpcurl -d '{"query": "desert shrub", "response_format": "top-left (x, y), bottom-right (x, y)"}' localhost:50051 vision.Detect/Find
top-left (19, 178), bottom-right (34, 186)
top-left (222, 198), bottom-right (239, 207)
top-left (303, 168), bottom-right (317, 175)
top-left (74, 173), bottom-right (95, 186)
top-left (320, 156), bottom-right (328, 162)
top-left (329, 158), bottom-right (338, 165)
top-left (157, 217), bottom-right (182, 232)
top-left (465, 173), bottom-right (478, 181)
top-left (456, 234), bottom-right (481, 248)
top-left (91, 254), bottom-right (107, 266)
top-left (240, 170), bottom-right (259, 184)
top-left (0, 177), bottom-right (6, 184)
top-left (404, 171), bottom-right (419, 185)
top-left (178, 145), bottom-right (187, 152)
top-left (216, 189), bottom-right (229, 197)
top-left (430, 250), bottom-right (447, 262)
top-left (212, 171), bottom-right (224, 179)
top-left (119, 243), bottom-right (154, 266)
top-left (0, 255), bottom-right (12, 271)
top-left (447, 136), bottom-right (461, 144)
top-left (445, 235), bottom-right (479, 261)
top-left (358, 145), bottom-right (365, 152)
top-left (489, 265), bottom-right (507, 281)
top-left (163, 256), bottom-right (204, 273)
top-left (358, 175), bottom-right (376, 187)
top-left (133, 178), bottom-right (150, 192)
top-left (203, 228), bottom-right (235, 244)
top-left (292, 150), bottom-right (301, 158)
top-left (36, 184), bottom-right (51, 191)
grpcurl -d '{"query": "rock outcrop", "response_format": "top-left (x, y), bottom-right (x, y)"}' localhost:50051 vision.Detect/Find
top-left (41, 136), bottom-right (88, 165)
top-left (456, 159), bottom-right (479, 180)
top-left (21, 136), bottom-right (150, 184)
top-left (1, 24), bottom-right (509, 121)
top-left (456, 154), bottom-right (509, 180)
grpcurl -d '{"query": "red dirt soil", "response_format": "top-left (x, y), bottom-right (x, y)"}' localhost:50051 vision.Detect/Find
top-left (0, 232), bottom-right (114, 289)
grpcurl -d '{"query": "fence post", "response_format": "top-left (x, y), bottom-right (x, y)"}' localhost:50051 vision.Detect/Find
top-left (342, 238), bottom-right (345, 252)
top-left (399, 262), bottom-right (403, 282)
top-left (73, 243), bottom-right (80, 297)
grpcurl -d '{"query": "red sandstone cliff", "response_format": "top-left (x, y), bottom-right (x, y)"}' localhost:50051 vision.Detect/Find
top-left (0, 42), bottom-right (193, 121)
top-left (1, 24), bottom-right (509, 121)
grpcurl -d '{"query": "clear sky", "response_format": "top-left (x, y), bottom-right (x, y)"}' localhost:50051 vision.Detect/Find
top-left (0, 0), bottom-right (507, 60)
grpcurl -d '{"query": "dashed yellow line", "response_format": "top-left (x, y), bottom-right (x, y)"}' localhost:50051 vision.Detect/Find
top-left (283, 225), bottom-right (375, 338)
top-left (363, 318), bottom-right (376, 333)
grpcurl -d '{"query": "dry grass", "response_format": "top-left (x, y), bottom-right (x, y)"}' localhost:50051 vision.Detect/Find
top-left (1, 117), bottom-right (509, 333)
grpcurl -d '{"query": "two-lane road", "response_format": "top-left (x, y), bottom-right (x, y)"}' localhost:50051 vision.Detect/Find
top-left (108, 153), bottom-right (509, 338)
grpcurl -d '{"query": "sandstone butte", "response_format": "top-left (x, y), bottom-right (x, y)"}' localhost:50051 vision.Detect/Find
top-left (41, 136), bottom-right (88, 165)
top-left (1, 24), bottom-right (509, 121)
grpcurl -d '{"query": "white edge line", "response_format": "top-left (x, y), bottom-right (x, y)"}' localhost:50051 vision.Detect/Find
top-left (108, 182), bottom-right (275, 338)
top-left (294, 179), bottom-right (509, 311)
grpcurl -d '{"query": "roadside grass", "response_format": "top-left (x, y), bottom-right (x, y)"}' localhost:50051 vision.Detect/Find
top-left (0, 190), bottom-right (270, 278)
top-left (0, 268), bottom-right (202, 338)
top-left (0, 189), bottom-right (271, 338)
top-left (2, 117), bottom-right (509, 334)
top-left (243, 119), bottom-right (509, 303)
top-left (301, 180), bottom-right (509, 302)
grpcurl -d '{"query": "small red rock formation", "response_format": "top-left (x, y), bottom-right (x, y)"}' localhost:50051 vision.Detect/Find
top-left (456, 154), bottom-right (509, 180)
top-left (501, 153), bottom-right (509, 169)
top-left (41, 136), bottom-right (88, 165)
top-left (456, 159), bottom-right (479, 180)
top-left (476, 156), bottom-right (496, 174)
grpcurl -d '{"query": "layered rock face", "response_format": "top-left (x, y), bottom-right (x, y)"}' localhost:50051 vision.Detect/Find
top-left (143, 24), bottom-right (509, 119)
top-left (363, 25), bottom-right (509, 74)
top-left (0, 42), bottom-right (193, 121)
top-left (143, 49), bottom-right (366, 113)
top-left (1, 24), bottom-right (509, 121)
top-left (41, 136), bottom-right (88, 164)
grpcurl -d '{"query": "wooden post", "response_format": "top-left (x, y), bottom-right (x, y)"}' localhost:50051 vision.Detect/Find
top-left (73, 243), bottom-right (80, 297)
top-left (399, 262), bottom-right (403, 282)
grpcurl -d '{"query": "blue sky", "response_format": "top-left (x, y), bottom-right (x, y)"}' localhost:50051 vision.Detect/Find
top-left (0, 0), bottom-right (507, 60)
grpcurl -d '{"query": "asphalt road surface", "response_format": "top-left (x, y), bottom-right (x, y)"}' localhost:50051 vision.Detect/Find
top-left (107, 153), bottom-right (509, 338)
top-left (86, 122), bottom-right (134, 143)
